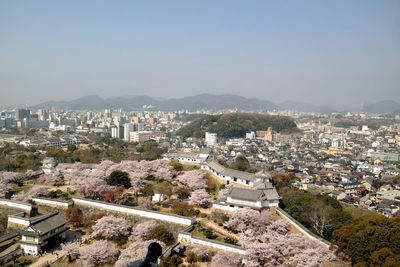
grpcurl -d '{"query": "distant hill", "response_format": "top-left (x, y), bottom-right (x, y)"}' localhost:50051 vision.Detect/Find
top-left (279, 101), bottom-right (337, 113)
top-left (33, 94), bottom-right (279, 111)
top-left (362, 100), bottom-right (400, 114)
top-left (176, 113), bottom-right (299, 138)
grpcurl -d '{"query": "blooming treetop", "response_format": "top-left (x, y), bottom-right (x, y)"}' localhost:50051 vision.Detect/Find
top-left (91, 215), bottom-right (131, 238)
top-left (115, 239), bottom-right (165, 267)
top-left (12, 185), bottom-right (49, 202)
top-left (177, 170), bottom-right (207, 190)
top-left (79, 240), bottom-right (119, 267)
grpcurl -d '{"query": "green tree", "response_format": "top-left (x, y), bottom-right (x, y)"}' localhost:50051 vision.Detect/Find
top-left (144, 225), bottom-right (175, 245)
top-left (234, 155), bottom-right (250, 171)
top-left (373, 179), bottom-right (384, 189)
top-left (169, 161), bottom-right (183, 171)
top-left (160, 255), bottom-right (183, 267)
top-left (331, 217), bottom-right (400, 265)
top-left (67, 144), bottom-right (77, 152)
top-left (107, 170), bottom-right (132, 188)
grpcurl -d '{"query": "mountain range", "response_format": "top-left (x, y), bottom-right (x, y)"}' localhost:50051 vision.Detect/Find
top-left (32, 94), bottom-right (400, 114)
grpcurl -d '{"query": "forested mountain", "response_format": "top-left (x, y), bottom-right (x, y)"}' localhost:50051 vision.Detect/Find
top-left (176, 113), bottom-right (298, 138)
top-left (34, 94), bottom-right (278, 111)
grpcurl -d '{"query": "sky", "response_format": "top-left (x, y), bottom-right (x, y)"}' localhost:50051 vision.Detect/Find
top-left (0, 0), bottom-right (399, 108)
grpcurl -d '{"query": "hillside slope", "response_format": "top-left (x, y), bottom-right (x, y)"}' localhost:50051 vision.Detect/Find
top-left (176, 113), bottom-right (298, 138)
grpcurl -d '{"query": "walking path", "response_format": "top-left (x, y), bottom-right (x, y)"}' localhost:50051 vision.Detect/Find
top-left (29, 250), bottom-right (66, 267)
top-left (198, 218), bottom-right (240, 240)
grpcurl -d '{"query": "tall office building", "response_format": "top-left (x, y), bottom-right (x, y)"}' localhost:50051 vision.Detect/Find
top-left (123, 123), bottom-right (135, 141)
top-left (123, 123), bottom-right (142, 141)
top-left (15, 109), bottom-right (30, 120)
top-left (37, 109), bottom-right (49, 120)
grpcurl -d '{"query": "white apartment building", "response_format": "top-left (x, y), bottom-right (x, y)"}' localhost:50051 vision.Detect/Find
top-left (205, 132), bottom-right (217, 146)
top-left (130, 131), bottom-right (152, 143)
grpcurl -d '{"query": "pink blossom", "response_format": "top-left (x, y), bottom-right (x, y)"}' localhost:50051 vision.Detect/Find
top-left (61, 242), bottom-right (79, 259)
top-left (129, 220), bottom-right (159, 241)
top-left (177, 170), bottom-right (207, 190)
top-left (226, 208), bottom-right (272, 234)
top-left (12, 185), bottom-right (49, 202)
top-left (210, 251), bottom-right (242, 267)
top-left (91, 215), bottom-right (131, 238)
top-left (115, 240), bottom-right (164, 267)
top-left (190, 189), bottom-right (212, 208)
top-left (80, 240), bottom-right (119, 266)
top-left (218, 185), bottom-right (232, 200)
top-left (190, 246), bottom-right (211, 261)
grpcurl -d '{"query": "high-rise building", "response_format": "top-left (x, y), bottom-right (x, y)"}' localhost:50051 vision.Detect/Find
top-left (104, 109), bottom-right (112, 118)
top-left (37, 109), bottom-right (49, 120)
top-left (123, 123), bottom-right (135, 141)
top-left (123, 123), bottom-right (143, 141)
top-left (15, 109), bottom-right (30, 120)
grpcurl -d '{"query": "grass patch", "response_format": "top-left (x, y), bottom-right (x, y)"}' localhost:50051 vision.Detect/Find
top-left (191, 226), bottom-right (228, 243)
top-left (10, 184), bottom-right (32, 194)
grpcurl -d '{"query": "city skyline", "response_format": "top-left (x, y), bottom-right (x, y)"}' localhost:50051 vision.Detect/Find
top-left (1, 0), bottom-right (399, 107)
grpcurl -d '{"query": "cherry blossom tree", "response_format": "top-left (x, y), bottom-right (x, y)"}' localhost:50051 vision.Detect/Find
top-left (177, 170), bottom-right (207, 190)
top-left (244, 241), bottom-right (284, 267)
top-left (266, 219), bottom-right (290, 235)
top-left (129, 220), bottom-right (159, 241)
top-left (76, 178), bottom-right (112, 199)
top-left (115, 240), bottom-right (165, 267)
top-left (0, 172), bottom-right (23, 198)
top-left (12, 185), bottom-right (49, 202)
top-left (80, 240), bottom-right (119, 266)
top-left (242, 229), bottom-right (336, 266)
top-left (51, 160), bottom-right (176, 195)
top-left (218, 185), bottom-right (232, 200)
top-left (290, 247), bottom-right (337, 267)
top-left (210, 251), bottom-right (242, 267)
top-left (39, 169), bottom-right (64, 186)
top-left (61, 242), bottom-right (79, 262)
top-left (226, 208), bottom-right (272, 234)
top-left (102, 186), bottom-right (124, 203)
top-left (138, 197), bottom-right (153, 210)
top-left (190, 189), bottom-right (212, 208)
top-left (91, 215), bottom-right (131, 238)
top-left (190, 246), bottom-right (211, 262)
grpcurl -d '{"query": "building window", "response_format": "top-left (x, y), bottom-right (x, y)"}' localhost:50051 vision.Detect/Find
top-left (233, 178), bottom-right (237, 182)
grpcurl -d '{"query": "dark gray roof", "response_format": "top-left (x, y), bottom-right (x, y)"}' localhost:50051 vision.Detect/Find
top-left (166, 151), bottom-right (209, 160)
top-left (229, 187), bottom-right (263, 202)
top-left (253, 181), bottom-right (273, 190)
top-left (207, 161), bottom-right (260, 182)
top-left (30, 212), bottom-right (68, 235)
top-left (263, 189), bottom-right (280, 200)
top-left (228, 187), bottom-right (280, 202)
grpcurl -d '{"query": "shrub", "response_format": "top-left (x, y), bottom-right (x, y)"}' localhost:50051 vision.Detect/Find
top-left (107, 170), bottom-right (131, 188)
top-left (144, 225), bottom-right (175, 245)
top-left (202, 228), bottom-right (217, 239)
top-left (160, 255), bottom-right (183, 267)
top-left (169, 161), bottom-right (183, 171)
top-left (224, 237), bottom-right (238, 245)
top-left (171, 201), bottom-right (196, 216)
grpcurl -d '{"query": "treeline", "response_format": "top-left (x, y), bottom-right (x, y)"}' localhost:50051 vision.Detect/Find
top-left (0, 143), bottom-right (42, 171)
top-left (43, 139), bottom-right (166, 164)
top-left (332, 118), bottom-right (395, 130)
top-left (0, 139), bottom-right (166, 172)
top-left (274, 175), bottom-right (400, 266)
top-left (176, 113), bottom-right (298, 138)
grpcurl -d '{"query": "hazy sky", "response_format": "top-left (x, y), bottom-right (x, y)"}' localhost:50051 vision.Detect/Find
top-left (0, 0), bottom-right (399, 107)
